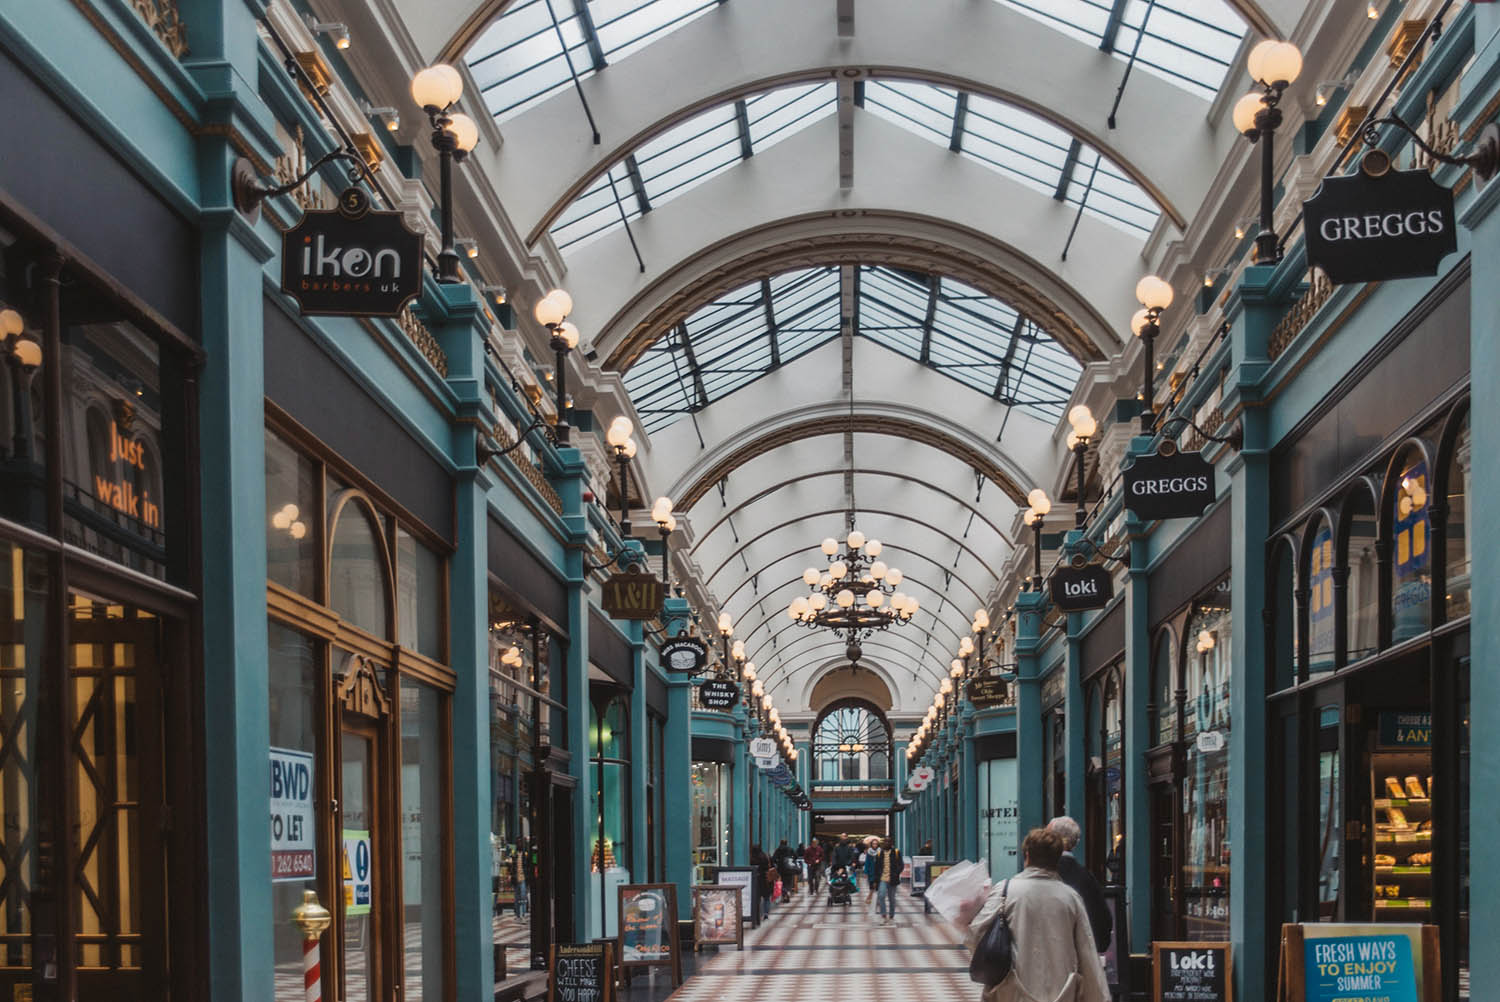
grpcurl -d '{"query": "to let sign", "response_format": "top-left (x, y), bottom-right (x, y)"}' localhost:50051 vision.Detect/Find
top-left (600, 571), bottom-right (664, 620)
top-left (1303, 162), bottom-right (1457, 285)
top-left (281, 188), bottom-right (423, 317)
top-left (270, 747), bottom-right (315, 881)
top-left (1050, 563), bottom-right (1113, 612)
top-left (660, 636), bottom-right (708, 674)
top-left (1123, 450), bottom-right (1216, 522)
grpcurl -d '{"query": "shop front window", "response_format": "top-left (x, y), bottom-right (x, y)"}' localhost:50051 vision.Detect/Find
top-left (1316, 704), bottom-right (1341, 920)
top-left (265, 430), bottom-right (319, 597)
top-left (1345, 488), bottom-right (1379, 664)
top-left (396, 530), bottom-right (443, 660)
top-left (1152, 630), bottom-right (1177, 748)
top-left (1444, 417), bottom-right (1470, 620)
top-left (979, 757), bottom-right (1020, 880)
top-left (1271, 539), bottom-right (1298, 689)
top-left (329, 498), bottom-right (390, 639)
top-left (400, 680), bottom-right (445, 1002)
top-left (691, 762), bottom-right (732, 883)
top-left (1390, 450), bottom-right (1432, 643)
top-left (1103, 672), bottom-right (1124, 880)
top-left (589, 694), bottom-right (630, 938)
top-left (1182, 590), bottom-right (1231, 940)
top-left (1308, 520), bottom-right (1335, 675)
top-left (268, 623), bottom-right (321, 1002)
top-left (0, 543), bottom-right (47, 975)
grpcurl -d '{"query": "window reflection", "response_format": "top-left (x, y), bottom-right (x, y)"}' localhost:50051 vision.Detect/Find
top-left (1182, 588), bottom-right (1231, 940)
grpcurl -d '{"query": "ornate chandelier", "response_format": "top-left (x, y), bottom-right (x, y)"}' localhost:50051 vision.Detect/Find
top-left (785, 528), bottom-right (918, 666)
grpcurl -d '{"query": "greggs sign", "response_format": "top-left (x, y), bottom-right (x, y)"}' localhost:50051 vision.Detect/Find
top-left (1122, 449), bottom-right (1216, 522)
top-left (1303, 157), bottom-right (1457, 285)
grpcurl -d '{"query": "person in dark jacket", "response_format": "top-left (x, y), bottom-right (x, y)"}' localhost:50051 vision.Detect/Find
top-left (1046, 816), bottom-right (1113, 952)
top-left (750, 844), bottom-right (774, 916)
top-left (873, 837), bottom-right (903, 922)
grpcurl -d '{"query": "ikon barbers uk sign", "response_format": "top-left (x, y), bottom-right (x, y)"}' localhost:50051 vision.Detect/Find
top-left (1122, 449), bottom-right (1216, 522)
top-left (281, 188), bottom-right (423, 317)
top-left (1302, 159), bottom-right (1457, 285)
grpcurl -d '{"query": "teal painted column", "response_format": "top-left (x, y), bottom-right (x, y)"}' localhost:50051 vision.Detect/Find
top-left (1460, 79), bottom-right (1500, 991)
top-left (1223, 266), bottom-right (1277, 1002)
top-left (661, 598), bottom-right (694, 919)
top-left (1014, 592), bottom-right (1047, 851)
top-left (197, 169), bottom-right (275, 1002)
top-left (552, 448), bottom-right (593, 938)
top-left (626, 612), bottom-right (649, 882)
top-left (960, 711), bottom-right (978, 859)
top-left (732, 721), bottom-right (749, 864)
top-left (894, 741), bottom-right (909, 850)
top-left (1122, 445), bottom-right (1154, 954)
top-left (427, 282), bottom-right (496, 1002)
top-left (1064, 581), bottom-right (1087, 843)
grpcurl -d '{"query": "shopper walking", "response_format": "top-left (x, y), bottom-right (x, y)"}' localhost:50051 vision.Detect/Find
top-left (1045, 817), bottom-right (1113, 953)
top-left (873, 837), bottom-right (903, 922)
top-left (862, 840), bottom-right (880, 908)
top-left (805, 839), bottom-right (825, 894)
top-left (966, 828), bottom-right (1109, 1002)
top-left (833, 837), bottom-right (856, 889)
top-left (750, 844), bottom-right (773, 916)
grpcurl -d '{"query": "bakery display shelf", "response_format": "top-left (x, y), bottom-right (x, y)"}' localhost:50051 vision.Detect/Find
top-left (1373, 797), bottom-right (1431, 809)
top-left (1374, 865), bottom-right (1432, 876)
top-left (1374, 831), bottom-right (1432, 843)
top-left (1374, 899), bottom-right (1431, 910)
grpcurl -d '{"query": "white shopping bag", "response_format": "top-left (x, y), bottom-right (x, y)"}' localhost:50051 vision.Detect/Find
top-left (922, 859), bottom-right (991, 927)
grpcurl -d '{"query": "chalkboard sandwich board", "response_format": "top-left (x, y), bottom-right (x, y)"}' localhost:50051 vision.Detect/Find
top-left (692, 885), bottom-right (744, 950)
top-left (617, 883), bottom-right (683, 985)
top-left (1153, 941), bottom-right (1231, 1002)
top-left (547, 941), bottom-right (615, 1002)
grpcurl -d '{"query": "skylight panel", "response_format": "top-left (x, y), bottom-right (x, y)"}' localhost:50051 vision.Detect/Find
top-left (467, 0), bottom-right (719, 122)
top-left (747, 83), bottom-right (838, 147)
top-left (990, 0), bottom-right (1244, 99)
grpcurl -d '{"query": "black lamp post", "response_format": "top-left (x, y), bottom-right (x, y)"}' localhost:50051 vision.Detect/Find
top-left (605, 417), bottom-right (637, 536)
top-left (652, 497), bottom-right (675, 584)
top-left (410, 64), bottom-right (480, 284)
top-left (1232, 40), bottom-right (1303, 266)
top-left (532, 289), bottom-right (579, 445)
top-left (1066, 406), bottom-right (1096, 528)
top-left (1130, 275), bottom-right (1174, 430)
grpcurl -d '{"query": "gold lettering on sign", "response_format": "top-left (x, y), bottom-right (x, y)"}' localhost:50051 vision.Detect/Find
top-left (95, 420), bottom-right (160, 529)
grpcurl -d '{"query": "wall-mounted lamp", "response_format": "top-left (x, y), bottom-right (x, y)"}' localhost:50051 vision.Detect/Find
top-left (456, 237), bottom-right (478, 259)
top-left (307, 18), bottom-right (350, 49)
top-left (362, 103), bottom-right (400, 132)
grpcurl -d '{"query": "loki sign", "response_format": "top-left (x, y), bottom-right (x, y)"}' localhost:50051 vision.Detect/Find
top-left (281, 188), bottom-right (423, 317)
top-left (1122, 449), bottom-right (1216, 521)
top-left (660, 636), bottom-right (709, 674)
top-left (1050, 563), bottom-right (1113, 612)
top-left (698, 680), bottom-right (739, 710)
top-left (1303, 156), bottom-right (1457, 285)
top-left (600, 571), bottom-right (664, 620)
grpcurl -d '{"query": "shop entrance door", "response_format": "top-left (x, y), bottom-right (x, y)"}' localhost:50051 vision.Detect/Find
top-left (1149, 782), bottom-right (1177, 941)
top-left (335, 656), bottom-right (392, 1002)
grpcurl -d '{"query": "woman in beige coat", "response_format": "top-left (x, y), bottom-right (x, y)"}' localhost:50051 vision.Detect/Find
top-left (967, 828), bottom-right (1110, 1002)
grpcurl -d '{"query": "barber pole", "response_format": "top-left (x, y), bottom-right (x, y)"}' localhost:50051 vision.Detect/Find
top-left (292, 890), bottom-right (332, 1002)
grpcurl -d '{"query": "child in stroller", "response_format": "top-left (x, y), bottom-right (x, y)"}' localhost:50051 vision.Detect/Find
top-left (826, 864), bottom-right (856, 906)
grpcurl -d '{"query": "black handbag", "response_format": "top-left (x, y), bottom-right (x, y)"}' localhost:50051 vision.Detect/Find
top-left (968, 879), bottom-right (1014, 988)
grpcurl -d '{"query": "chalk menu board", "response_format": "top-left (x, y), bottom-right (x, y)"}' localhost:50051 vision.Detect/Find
top-left (617, 883), bottom-right (682, 985)
top-left (547, 941), bottom-right (614, 1002)
top-left (1154, 941), bottom-right (1232, 1002)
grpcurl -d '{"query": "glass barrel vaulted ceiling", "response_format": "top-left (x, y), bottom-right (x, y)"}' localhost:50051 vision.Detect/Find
top-left (461, 0), bottom-right (1253, 706)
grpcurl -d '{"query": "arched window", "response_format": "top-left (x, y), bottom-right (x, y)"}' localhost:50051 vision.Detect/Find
top-left (590, 694), bottom-right (631, 875)
top-left (1443, 412), bottom-right (1470, 620)
top-left (1389, 447), bottom-right (1433, 642)
top-left (329, 495), bottom-right (391, 639)
top-left (812, 701), bottom-right (892, 783)
top-left (1306, 516), bottom-right (1336, 676)
top-left (1151, 628), bottom-right (1177, 747)
top-left (1343, 484), bottom-right (1379, 664)
top-left (1103, 670), bottom-right (1124, 871)
top-left (1270, 538), bottom-right (1298, 689)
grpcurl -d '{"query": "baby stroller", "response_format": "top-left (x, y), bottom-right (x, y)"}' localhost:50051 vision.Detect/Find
top-left (826, 865), bottom-right (856, 906)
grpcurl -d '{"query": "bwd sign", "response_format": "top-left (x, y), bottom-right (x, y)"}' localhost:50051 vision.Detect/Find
top-left (1050, 563), bottom-right (1113, 612)
top-left (1303, 158), bottom-right (1457, 285)
top-left (660, 636), bottom-right (708, 674)
top-left (281, 188), bottom-right (423, 317)
top-left (1123, 450), bottom-right (1216, 522)
top-left (270, 747), bottom-right (315, 881)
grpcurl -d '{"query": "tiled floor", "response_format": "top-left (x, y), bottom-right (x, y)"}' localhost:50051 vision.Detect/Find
top-left (659, 885), bottom-right (972, 1002)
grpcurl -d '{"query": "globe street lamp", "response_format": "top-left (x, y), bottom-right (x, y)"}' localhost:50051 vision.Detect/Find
top-left (605, 416), bottom-right (637, 535)
top-left (1024, 488), bottom-right (1051, 591)
top-left (1232, 40), bottom-right (1303, 265)
top-left (410, 64), bottom-right (479, 283)
top-left (533, 289), bottom-right (579, 445)
top-left (1066, 405), bottom-right (1097, 528)
top-left (1131, 275), bottom-right (1173, 430)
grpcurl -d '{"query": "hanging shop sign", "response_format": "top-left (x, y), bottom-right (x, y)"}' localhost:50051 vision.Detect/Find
top-left (698, 679), bottom-right (740, 710)
top-left (1378, 711), bottom-right (1432, 748)
top-left (661, 636), bottom-right (709, 674)
top-left (749, 737), bottom-right (777, 759)
top-left (1302, 158), bottom-right (1457, 285)
top-left (966, 676), bottom-right (1011, 710)
top-left (1123, 449), bottom-right (1216, 521)
top-left (1195, 730), bottom-right (1227, 754)
top-left (270, 747), bottom-right (315, 882)
top-left (753, 756), bottom-right (777, 770)
top-left (547, 941), bottom-right (615, 1002)
top-left (1050, 562), bottom-right (1114, 612)
top-left (280, 188), bottom-right (423, 317)
top-left (1152, 941), bottom-right (1231, 1002)
top-left (909, 765), bottom-right (935, 791)
top-left (600, 570), bottom-right (664, 621)
top-left (618, 884), bottom-right (683, 984)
